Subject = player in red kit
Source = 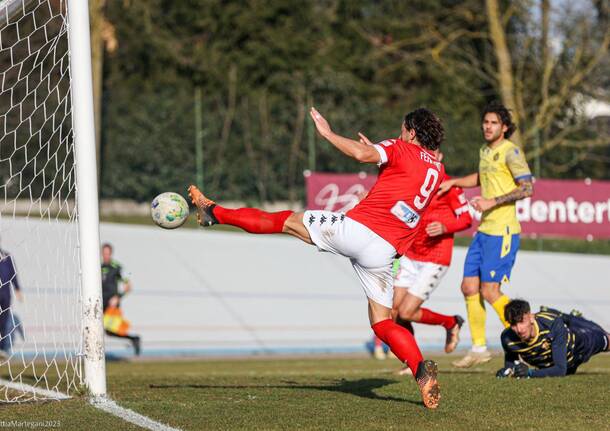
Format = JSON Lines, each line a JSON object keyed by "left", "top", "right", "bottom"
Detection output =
{"left": 392, "top": 169, "right": 472, "bottom": 374}
{"left": 188, "top": 107, "right": 445, "bottom": 409}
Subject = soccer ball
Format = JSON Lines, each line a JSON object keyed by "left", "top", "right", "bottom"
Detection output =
{"left": 151, "top": 192, "right": 190, "bottom": 229}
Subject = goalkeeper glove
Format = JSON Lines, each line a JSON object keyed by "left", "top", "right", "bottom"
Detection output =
{"left": 497, "top": 361, "right": 532, "bottom": 379}
{"left": 513, "top": 361, "right": 531, "bottom": 379}
{"left": 496, "top": 367, "right": 514, "bottom": 378}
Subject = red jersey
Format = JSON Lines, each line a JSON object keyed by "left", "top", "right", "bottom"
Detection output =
{"left": 347, "top": 139, "right": 445, "bottom": 256}
{"left": 405, "top": 185, "right": 472, "bottom": 266}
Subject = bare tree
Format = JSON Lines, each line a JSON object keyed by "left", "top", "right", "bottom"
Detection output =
{"left": 361, "top": 0, "right": 609, "bottom": 163}
{"left": 486, "top": 0, "right": 522, "bottom": 143}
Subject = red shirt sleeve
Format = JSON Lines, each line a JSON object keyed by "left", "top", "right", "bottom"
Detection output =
{"left": 373, "top": 139, "right": 400, "bottom": 166}
{"left": 442, "top": 187, "right": 472, "bottom": 234}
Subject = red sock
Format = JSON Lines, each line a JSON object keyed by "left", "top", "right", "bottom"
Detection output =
{"left": 418, "top": 308, "right": 456, "bottom": 330}
{"left": 212, "top": 206, "right": 293, "bottom": 234}
{"left": 372, "top": 319, "right": 423, "bottom": 376}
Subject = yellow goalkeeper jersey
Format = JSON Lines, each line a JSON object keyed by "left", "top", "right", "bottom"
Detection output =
{"left": 478, "top": 139, "right": 531, "bottom": 235}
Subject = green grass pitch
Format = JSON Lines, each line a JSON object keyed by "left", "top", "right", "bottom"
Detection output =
{"left": 2, "top": 353, "right": 609, "bottom": 430}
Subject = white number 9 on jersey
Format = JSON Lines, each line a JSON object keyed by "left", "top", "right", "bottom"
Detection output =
{"left": 413, "top": 168, "right": 439, "bottom": 210}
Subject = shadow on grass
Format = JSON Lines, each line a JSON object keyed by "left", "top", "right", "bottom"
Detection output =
{"left": 150, "top": 377, "right": 422, "bottom": 405}
{"left": 438, "top": 369, "right": 493, "bottom": 375}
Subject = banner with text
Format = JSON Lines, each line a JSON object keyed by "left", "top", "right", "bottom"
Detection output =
{"left": 305, "top": 172, "right": 610, "bottom": 239}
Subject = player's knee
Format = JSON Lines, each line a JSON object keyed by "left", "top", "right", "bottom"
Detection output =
{"left": 397, "top": 304, "right": 418, "bottom": 321}
{"left": 282, "top": 212, "right": 301, "bottom": 231}
{"left": 400, "top": 310, "right": 417, "bottom": 321}
{"left": 480, "top": 283, "right": 501, "bottom": 302}
{"left": 282, "top": 212, "right": 313, "bottom": 243}
{"left": 461, "top": 278, "right": 479, "bottom": 296}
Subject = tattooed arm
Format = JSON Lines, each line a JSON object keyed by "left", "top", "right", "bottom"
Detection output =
{"left": 494, "top": 178, "right": 533, "bottom": 205}
{"left": 471, "top": 178, "right": 533, "bottom": 212}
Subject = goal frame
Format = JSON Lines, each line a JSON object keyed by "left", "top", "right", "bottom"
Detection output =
{"left": 67, "top": 0, "right": 106, "bottom": 397}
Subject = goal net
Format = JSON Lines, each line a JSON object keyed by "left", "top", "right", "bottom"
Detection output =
{"left": 0, "top": 0, "right": 100, "bottom": 402}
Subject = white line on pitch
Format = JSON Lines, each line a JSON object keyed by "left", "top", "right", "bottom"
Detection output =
{"left": 90, "top": 396, "right": 182, "bottom": 431}
{"left": 0, "top": 378, "right": 71, "bottom": 400}
{"left": 0, "top": 378, "right": 181, "bottom": 431}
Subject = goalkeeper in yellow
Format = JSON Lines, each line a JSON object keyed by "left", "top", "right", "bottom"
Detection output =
{"left": 438, "top": 102, "right": 533, "bottom": 368}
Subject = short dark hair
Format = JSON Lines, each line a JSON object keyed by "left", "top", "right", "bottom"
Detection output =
{"left": 102, "top": 243, "right": 113, "bottom": 251}
{"left": 482, "top": 101, "right": 516, "bottom": 139}
{"left": 504, "top": 299, "right": 531, "bottom": 325}
{"left": 404, "top": 108, "right": 444, "bottom": 151}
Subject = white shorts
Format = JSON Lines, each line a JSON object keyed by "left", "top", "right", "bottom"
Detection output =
{"left": 393, "top": 256, "right": 449, "bottom": 301}
{"left": 303, "top": 210, "right": 396, "bottom": 308}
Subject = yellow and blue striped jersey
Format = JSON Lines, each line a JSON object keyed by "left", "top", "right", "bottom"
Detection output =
{"left": 478, "top": 139, "right": 531, "bottom": 235}
{"left": 501, "top": 309, "right": 607, "bottom": 377}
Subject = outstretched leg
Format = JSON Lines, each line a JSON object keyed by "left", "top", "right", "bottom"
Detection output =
{"left": 188, "top": 185, "right": 312, "bottom": 243}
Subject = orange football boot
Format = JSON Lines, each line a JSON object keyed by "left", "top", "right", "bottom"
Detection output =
{"left": 415, "top": 359, "right": 441, "bottom": 409}
{"left": 187, "top": 185, "right": 218, "bottom": 227}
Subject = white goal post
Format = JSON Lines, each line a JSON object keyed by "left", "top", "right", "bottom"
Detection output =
{"left": 0, "top": 0, "right": 106, "bottom": 401}
{"left": 68, "top": 0, "right": 106, "bottom": 398}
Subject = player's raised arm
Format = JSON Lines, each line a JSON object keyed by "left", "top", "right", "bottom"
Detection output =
{"left": 438, "top": 173, "right": 479, "bottom": 195}
{"left": 309, "top": 107, "right": 380, "bottom": 164}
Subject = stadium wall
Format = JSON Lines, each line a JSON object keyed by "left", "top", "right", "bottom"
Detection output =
{"left": 101, "top": 223, "right": 610, "bottom": 357}
{"left": 5, "top": 219, "right": 609, "bottom": 358}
